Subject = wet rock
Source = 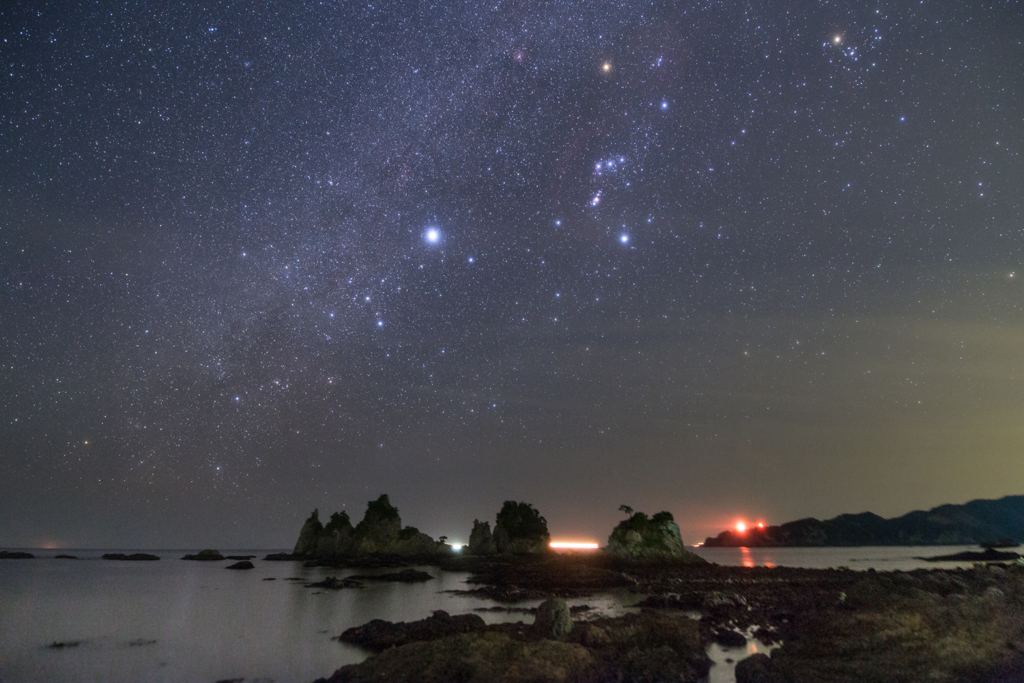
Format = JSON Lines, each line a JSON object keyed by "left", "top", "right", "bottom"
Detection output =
{"left": 263, "top": 552, "right": 302, "bottom": 561}
{"left": 226, "top": 560, "right": 254, "bottom": 570}
{"left": 735, "top": 653, "right": 775, "bottom": 683}
{"left": 0, "top": 551, "right": 34, "bottom": 559}
{"left": 347, "top": 568, "right": 432, "bottom": 583}
{"left": 320, "top": 631, "right": 592, "bottom": 683}
{"left": 182, "top": 549, "right": 224, "bottom": 561}
{"left": 713, "top": 628, "right": 748, "bottom": 648}
{"left": 102, "top": 553, "right": 159, "bottom": 561}
{"left": 532, "top": 598, "right": 573, "bottom": 639}
{"left": 339, "top": 610, "right": 487, "bottom": 652}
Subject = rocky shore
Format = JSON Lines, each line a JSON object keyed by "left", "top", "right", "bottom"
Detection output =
{"left": 317, "top": 553, "right": 1024, "bottom": 683}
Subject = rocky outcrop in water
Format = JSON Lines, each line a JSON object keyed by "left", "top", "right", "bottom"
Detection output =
{"left": 0, "top": 551, "right": 34, "bottom": 559}
{"left": 293, "top": 495, "right": 450, "bottom": 561}
{"left": 182, "top": 549, "right": 224, "bottom": 561}
{"left": 101, "top": 553, "right": 159, "bottom": 561}
{"left": 606, "top": 509, "right": 703, "bottom": 562}
{"left": 339, "top": 610, "right": 486, "bottom": 651}
{"left": 317, "top": 604, "right": 711, "bottom": 683}
{"left": 468, "top": 519, "right": 497, "bottom": 555}
{"left": 492, "top": 501, "right": 551, "bottom": 554}
{"left": 225, "top": 560, "right": 254, "bottom": 569}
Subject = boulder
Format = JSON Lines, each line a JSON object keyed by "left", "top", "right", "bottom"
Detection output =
{"left": 493, "top": 501, "right": 551, "bottom": 554}
{"left": 182, "top": 549, "right": 224, "bottom": 561}
{"left": 468, "top": 519, "right": 497, "bottom": 555}
{"left": 735, "top": 653, "right": 775, "bottom": 683}
{"left": 339, "top": 610, "right": 486, "bottom": 651}
{"left": 713, "top": 628, "right": 748, "bottom": 648}
{"left": 226, "top": 560, "right": 254, "bottom": 570}
{"left": 532, "top": 598, "right": 573, "bottom": 639}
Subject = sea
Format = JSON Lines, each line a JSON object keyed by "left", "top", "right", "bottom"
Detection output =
{"left": 0, "top": 545, "right": 994, "bottom": 683}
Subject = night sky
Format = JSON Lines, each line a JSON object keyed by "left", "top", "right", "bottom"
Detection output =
{"left": 2, "top": 0, "right": 1022, "bottom": 549}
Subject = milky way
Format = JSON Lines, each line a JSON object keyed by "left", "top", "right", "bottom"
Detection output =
{"left": 1, "top": 0, "right": 1022, "bottom": 547}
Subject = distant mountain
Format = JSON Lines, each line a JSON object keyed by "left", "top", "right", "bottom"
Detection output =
{"left": 702, "top": 495, "right": 1024, "bottom": 547}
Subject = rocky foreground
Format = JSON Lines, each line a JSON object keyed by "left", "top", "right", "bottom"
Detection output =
{"left": 317, "top": 553, "right": 1024, "bottom": 683}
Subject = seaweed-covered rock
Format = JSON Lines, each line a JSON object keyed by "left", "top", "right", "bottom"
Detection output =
{"left": 493, "top": 501, "right": 551, "bottom": 554}
{"left": 294, "top": 509, "right": 325, "bottom": 556}
{"left": 319, "top": 631, "right": 593, "bottom": 683}
{"left": 468, "top": 519, "right": 497, "bottom": 555}
{"left": 339, "top": 610, "right": 486, "bottom": 651}
{"left": 607, "top": 510, "right": 702, "bottom": 561}
{"left": 532, "top": 598, "right": 573, "bottom": 639}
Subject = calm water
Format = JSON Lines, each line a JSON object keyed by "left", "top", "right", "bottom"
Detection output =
{"left": 0, "top": 549, "right": 635, "bottom": 683}
{"left": 0, "top": 545, "right": 997, "bottom": 683}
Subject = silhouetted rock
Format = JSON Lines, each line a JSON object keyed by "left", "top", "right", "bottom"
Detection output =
{"left": 225, "top": 560, "right": 254, "bottom": 569}
{"left": 181, "top": 549, "right": 224, "bottom": 561}
{"left": 713, "top": 628, "right": 747, "bottom": 648}
{"left": 347, "top": 568, "right": 432, "bottom": 583}
{"left": 468, "top": 519, "right": 497, "bottom": 555}
{"left": 47, "top": 640, "right": 82, "bottom": 649}
{"left": 607, "top": 509, "right": 705, "bottom": 562}
{"left": 920, "top": 547, "right": 1022, "bottom": 562}
{"left": 102, "top": 553, "right": 159, "bottom": 561}
{"left": 532, "top": 598, "right": 573, "bottom": 639}
{"left": 306, "top": 576, "right": 362, "bottom": 590}
{"left": 704, "top": 495, "right": 1024, "bottom": 547}
{"left": 735, "top": 653, "right": 775, "bottom": 683}
{"left": 493, "top": 501, "right": 551, "bottom": 554}
{"left": 294, "top": 508, "right": 325, "bottom": 555}
{"left": 0, "top": 551, "right": 34, "bottom": 559}
{"left": 54, "top": 554, "right": 78, "bottom": 559}
{"left": 339, "top": 610, "right": 486, "bottom": 652}
{"left": 263, "top": 552, "right": 302, "bottom": 561}
{"left": 293, "top": 495, "right": 451, "bottom": 560}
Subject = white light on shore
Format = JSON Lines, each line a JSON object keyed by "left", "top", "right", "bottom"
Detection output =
{"left": 550, "top": 541, "right": 599, "bottom": 549}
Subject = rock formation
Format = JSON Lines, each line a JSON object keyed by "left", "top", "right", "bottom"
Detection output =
{"left": 468, "top": 519, "right": 497, "bottom": 555}
{"left": 182, "top": 549, "right": 224, "bottom": 561}
{"left": 607, "top": 510, "right": 702, "bottom": 561}
{"left": 492, "top": 501, "right": 551, "bottom": 554}
{"left": 293, "top": 495, "right": 449, "bottom": 560}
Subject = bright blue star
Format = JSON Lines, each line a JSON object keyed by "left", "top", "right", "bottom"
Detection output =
{"left": 425, "top": 227, "right": 441, "bottom": 243}
{"left": 620, "top": 233, "right": 630, "bottom": 244}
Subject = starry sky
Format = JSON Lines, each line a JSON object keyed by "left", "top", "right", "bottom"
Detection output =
{"left": 2, "top": 0, "right": 1022, "bottom": 549}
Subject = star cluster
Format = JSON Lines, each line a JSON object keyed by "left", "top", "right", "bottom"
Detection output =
{"left": 1, "top": 0, "right": 1021, "bottom": 546}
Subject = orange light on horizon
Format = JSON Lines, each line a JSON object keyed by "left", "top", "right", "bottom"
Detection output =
{"left": 757, "top": 522, "right": 765, "bottom": 529}
{"left": 550, "top": 541, "right": 599, "bottom": 550}
{"left": 735, "top": 521, "right": 747, "bottom": 534}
